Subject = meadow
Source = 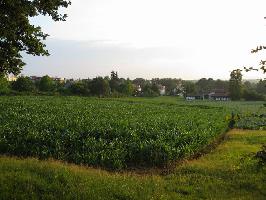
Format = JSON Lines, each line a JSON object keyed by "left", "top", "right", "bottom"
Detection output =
{"left": 0, "top": 96, "right": 264, "bottom": 170}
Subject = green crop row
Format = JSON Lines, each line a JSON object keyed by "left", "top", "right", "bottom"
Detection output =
{"left": 0, "top": 96, "right": 231, "bottom": 169}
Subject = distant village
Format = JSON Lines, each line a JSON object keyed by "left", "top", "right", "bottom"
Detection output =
{"left": 4, "top": 71, "right": 265, "bottom": 101}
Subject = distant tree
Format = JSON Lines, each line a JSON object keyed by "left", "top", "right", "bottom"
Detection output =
{"left": 157, "top": 78, "right": 181, "bottom": 95}
{"left": 70, "top": 81, "right": 90, "bottom": 96}
{"left": 110, "top": 71, "right": 120, "bottom": 92}
{"left": 142, "top": 86, "right": 158, "bottom": 97}
{"left": 182, "top": 81, "right": 196, "bottom": 96}
{"left": 0, "top": 74, "right": 10, "bottom": 94}
{"left": 118, "top": 79, "right": 134, "bottom": 96}
{"left": 151, "top": 83, "right": 160, "bottom": 95}
{"left": 196, "top": 78, "right": 217, "bottom": 94}
{"left": 243, "top": 81, "right": 256, "bottom": 91}
{"left": 12, "top": 76, "right": 35, "bottom": 92}
{"left": 256, "top": 80, "right": 266, "bottom": 94}
{"left": 39, "top": 75, "right": 55, "bottom": 92}
{"left": 242, "top": 89, "right": 265, "bottom": 101}
{"left": 132, "top": 78, "right": 147, "bottom": 88}
{"left": 89, "top": 77, "right": 110, "bottom": 97}
{"left": 0, "top": 0, "right": 71, "bottom": 75}
{"left": 141, "top": 83, "right": 159, "bottom": 97}
{"left": 229, "top": 69, "right": 243, "bottom": 100}
{"left": 214, "top": 79, "right": 229, "bottom": 91}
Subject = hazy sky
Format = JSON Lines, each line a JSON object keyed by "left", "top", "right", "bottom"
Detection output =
{"left": 23, "top": 0, "right": 266, "bottom": 80}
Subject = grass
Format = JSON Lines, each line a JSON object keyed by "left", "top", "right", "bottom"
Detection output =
{"left": 0, "top": 129, "right": 266, "bottom": 200}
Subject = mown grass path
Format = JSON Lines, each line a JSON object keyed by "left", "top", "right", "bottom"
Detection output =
{"left": 0, "top": 129, "right": 266, "bottom": 200}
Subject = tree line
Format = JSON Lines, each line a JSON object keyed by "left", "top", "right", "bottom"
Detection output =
{"left": 0, "top": 71, "right": 265, "bottom": 100}
{"left": 0, "top": 71, "right": 163, "bottom": 97}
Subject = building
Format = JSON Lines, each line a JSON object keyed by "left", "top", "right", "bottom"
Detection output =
{"left": 185, "top": 93, "right": 204, "bottom": 100}
{"left": 186, "top": 89, "right": 230, "bottom": 101}
{"left": 7, "top": 74, "right": 17, "bottom": 82}
{"left": 209, "top": 89, "right": 230, "bottom": 101}
{"left": 158, "top": 85, "right": 166, "bottom": 96}
{"left": 29, "top": 76, "right": 42, "bottom": 82}
{"left": 52, "top": 77, "right": 66, "bottom": 83}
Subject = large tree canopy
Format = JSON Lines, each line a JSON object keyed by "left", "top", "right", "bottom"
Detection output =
{"left": 0, "top": 0, "right": 71, "bottom": 75}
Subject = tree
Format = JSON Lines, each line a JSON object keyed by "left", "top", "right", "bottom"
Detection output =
{"left": 242, "top": 89, "right": 265, "bottom": 101}
{"left": 39, "top": 75, "right": 55, "bottom": 92}
{"left": 110, "top": 71, "right": 119, "bottom": 92}
{"left": 196, "top": 78, "right": 215, "bottom": 94}
{"left": 155, "top": 78, "right": 181, "bottom": 95}
{"left": 89, "top": 77, "right": 110, "bottom": 97}
{"left": 256, "top": 80, "right": 266, "bottom": 94}
{"left": 249, "top": 45, "right": 266, "bottom": 76}
{"left": 12, "top": 76, "right": 35, "bottom": 92}
{"left": 70, "top": 81, "right": 90, "bottom": 96}
{"left": 132, "top": 78, "right": 147, "bottom": 88}
{"left": 229, "top": 69, "right": 243, "bottom": 100}
{"left": 118, "top": 79, "right": 134, "bottom": 96}
{"left": 214, "top": 79, "right": 229, "bottom": 91}
{"left": 182, "top": 81, "right": 196, "bottom": 96}
{"left": 0, "top": 0, "right": 71, "bottom": 75}
{"left": 141, "top": 83, "right": 159, "bottom": 97}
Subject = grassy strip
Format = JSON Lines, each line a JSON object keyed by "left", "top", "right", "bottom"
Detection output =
{"left": 0, "top": 129, "right": 266, "bottom": 200}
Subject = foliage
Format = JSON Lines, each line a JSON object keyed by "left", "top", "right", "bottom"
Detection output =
{"left": 255, "top": 145, "right": 266, "bottom": 166}
{"left": 195, "top": 78, "right": 215, "bottom": 93}
{"left": 132, "top": 78, "right": 147, "bottom": 88}
{"left": 12, "top": 76, "right": 35, "bottom": 92}
{"left": 117, "top": 79, "right": 134, "bottom": 96}
{"left": 182, "top": 81, "right": 196, "bottom": 96}
{"left": 229, "top": 69, "right": 243, "bottom": 100}
{"left": 0, "top": 96, "right": 228, "bottom": 169}
{"left": 152, "top": 78, "right": 182, "bottom": 95}
{"left": 242, "top": 89, "right": 265, "bottom": 101}
{"left": 0, "top": 74, "right": 10, "bottom": 94}
{"left": 256, "top": 80, "right": 266, "bottom": 94}
{"left": 249, "top": 45, "right": 266, "bottom": 76}
{"left": 39, "top": 75, "right": 55, "bottom": 92}
{"left": 0, "top": 0, "right": 71, "bottom": 75}
{"left": 109, "top": 71, "right": 119, "bottom": 92}
{"left": 142, "top": 83, "right": 160, "bottom": 97}
{"left": 69, "top": 81, "right": 90, "bottom": 96}
{"left": 89, "top": 77, "right": 110, "bottom": 97}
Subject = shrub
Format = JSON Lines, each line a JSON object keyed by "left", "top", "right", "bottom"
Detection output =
{"left": 255, "top": 145, "right": 266, "bottom": 166}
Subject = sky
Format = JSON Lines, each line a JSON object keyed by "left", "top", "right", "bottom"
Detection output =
{"left": 23, "top": 0, "right": 266, "bottom": 80}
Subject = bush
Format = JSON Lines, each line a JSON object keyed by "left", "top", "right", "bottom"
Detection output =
{"left": 255, "top": 145, "right": 266, "bottom": 166}
{"left": 39, "top": 75, "right": 55, "bottom": 92}
{"left": 242, "top": 89, "right": 265, "bottom": 101}
{"left": 12, "top": 76, "right": 35, "bottom": 92}
{"left": 0, "top": 75, "right": 10, "bottom": 95}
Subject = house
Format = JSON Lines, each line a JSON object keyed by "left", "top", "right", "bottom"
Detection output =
{"left": 209, "top": 89, "right": 230, "bottom": 101}
{"left": 185, "top": 89, "right": 230, "bottom": 101}
{"left": 52, "top": 77, "right": 66, "bottom": 83}
{"left": 185, "top": 93, "right": 204, "bottom": 100}
{"left": 7, "top": 74, "right": 17, "bottom": 82}
{"left": 136, "top": 85, "right": 142, "bottom": 92}
{"left": 158, "top": 85, "right": 166, "bottom": 96}
{"left": 29, "top": 76, "right": 42, "bottom": 82}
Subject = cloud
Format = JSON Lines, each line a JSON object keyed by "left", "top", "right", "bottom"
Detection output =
{"left": 24, "top": 0, "right": 266, "bottom": 80}
{"left": 23, "top": 39, "right": 192, "bottom": 79}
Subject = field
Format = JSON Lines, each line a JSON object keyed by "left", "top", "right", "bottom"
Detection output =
{"left": 0, "top": 96, "right": 265, "bottom": 170}
{"left": 1, "top": 129, "right": 266, "bottom": 200}
{"left": 0, "top": 96, "right": 230, "bottom": 169}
